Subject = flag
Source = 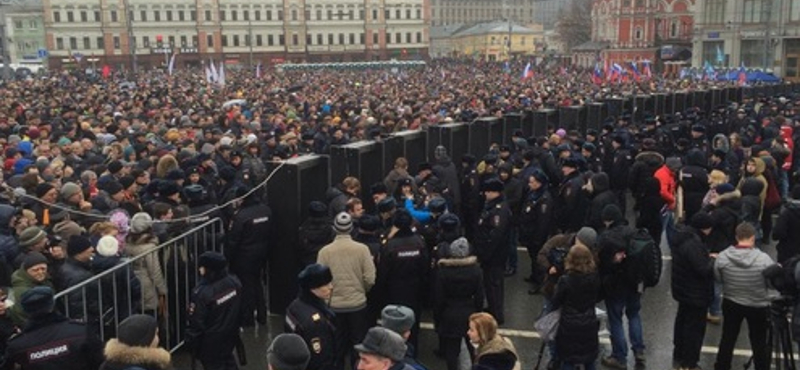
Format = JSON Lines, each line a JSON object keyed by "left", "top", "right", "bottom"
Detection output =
{"left": 256, "top": 62, "right": 262, "bottom": 78}
{"left": 592, "top": 63, "right": 603, "bottom": 85}
{"left": 205, "top": 66, "right": 213, "bottom": 83}
{"left": 167, "top": 53, "right": 176, "bottom": 76}
{"left": 679, "top": 68, "right": 687, "bottom": 80}
{"left": 738, "top": 62, "right": 747, "bottom": 86}
{"left": 503, "top": 61, "right": 511, "bottom": 74}
{"left": 703, "top": 61, "right": 716, "bottom": 81}
{"left": 102, "top": 65, "right": 111, "bottom": 79}
{"left": 610, "top": 63, "right": 623, "bottom": 82}
{"left": 630, "top": 62, "right": 641, "bottom": 82}
{"left": 218, "top": 61, "right": 226, "bottom": 86}
{"left": 522, "top": 62, "right": 533, "bottom": 80}
{"left": 642, "top": 61, "right": 652, "bottom": 78}
{"left": 716, "top": 44, "right": 725, "bottom": 65}
{"left": 209, "top": 59, "right": 218, "bottom": 82}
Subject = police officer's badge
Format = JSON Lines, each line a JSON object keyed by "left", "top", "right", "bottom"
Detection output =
{"left": 312, "top": 313, "right": 321, "bottom": 322}
{"left": 311, "top": 338, "right": 322, "bottom": 354}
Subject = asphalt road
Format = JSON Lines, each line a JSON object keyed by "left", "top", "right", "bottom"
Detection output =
{"left": 174, "top": 232, "right": 783, "bottom": 370}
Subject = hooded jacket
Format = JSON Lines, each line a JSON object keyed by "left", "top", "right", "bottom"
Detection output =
{"left": 654, "top": 164, "right": 677, "bottom": 210}
{"left": 670, "top": 225, "right": 714, "bottom": 307}
{"left": 434, "top": 256, "right": 483, "bottom": 338}
{"left": 739, "top": 178, "right": 764, "bottom": 226}
{"left": 474, "top": 336, "right": 519, "bottom": 370}
{"left": 737, "top": 157, "right": 768, "bottom": 215}
{"left": 586, "top": 173, "right": 618, "bottom": 231}
{"left": 628, "top": 151, "right": 664, "bottom": 198}
{"left": 705, "top": 190, "right": 742, "bottom": 253}
{"left": 714, "top": 245, "right": 775, "bottom": 307}
{"left": 680, "top": 149, "right": 709, "bottom": 220}
{"left": 125, "top": 234, "right": 167, "bottom": 312}
{"left": 99, "top": 339, "right": 172, "bottom": 370}
{"left": 773, "top": 199, "right": 800, "bottom": 263}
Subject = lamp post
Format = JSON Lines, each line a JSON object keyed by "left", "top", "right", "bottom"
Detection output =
{"left": 123, "top": 0, "right": 137, "bottom": 74}
{"left": 248, "top": 18, "right": 253, "bottom": 67}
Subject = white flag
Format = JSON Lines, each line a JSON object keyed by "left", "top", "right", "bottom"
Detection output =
{"left": 218, "top": 61, "right": 225, "bottom": 86}
{"left": 209, "top": 59, "right": 218, "bottom": 82}
{"left": 168, "top": 54, "right": 176, "bottom": 76}
{"left": 256, "top": 63, "right": 261, "bottom": 78}
{"left": 205, "top": 66, "right": 213, "bottom": 83}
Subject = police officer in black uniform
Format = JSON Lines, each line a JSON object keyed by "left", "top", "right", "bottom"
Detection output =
{"left": 285, "top": 264, "right": 337, "bottom": 370}
{"left": 518, "top": 170, "right": 555, "bottom": 294}
{"left": 419, "top": 197, "right": 448, "bottom": 253}
{"left": 473, "top": 178, "right": 511, "bottom": 325}
{"left": 2, "top": 286, "right": 104, "bottom": 370}
{"left": 186, "top": 252, "right": 243, "bottom": 370}
{"left": 226, "top": 186, "right": 272, "bottom": 326}
{"left": 557, "top": 157, "right": 587, "bottom": 233}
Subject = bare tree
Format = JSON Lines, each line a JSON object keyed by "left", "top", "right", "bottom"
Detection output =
{"left": 554, "top": 0, "right": 593, "bottom": 51}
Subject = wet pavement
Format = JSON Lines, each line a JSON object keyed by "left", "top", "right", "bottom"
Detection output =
{"left": 174, "top": 232, "right": 782, "bottom": 370}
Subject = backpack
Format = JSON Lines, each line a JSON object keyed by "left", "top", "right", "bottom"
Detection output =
{"left": 625, "top": 228, "right": 662, "bottom": 288}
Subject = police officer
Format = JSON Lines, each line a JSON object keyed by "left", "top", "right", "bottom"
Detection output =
{"left": 473, "top": 178, "right": 511, "bottom": 325}
{"left": 186, "top": 252, "right": 243, "bottom": 370}
{"left": 226, "top": 186, "right": 271, "bottom": 326}
{"left": 285, "top": 264, "right": 336, "bottom": 370}
{"left": 518, "top": 170, "right": 555, "bottom": 294}
{"left": 419, "top": 197, "right": 447, "bottom": 253}
{"left": 3, "top": 286, "right": 104, "bottom": 370}
{"left": 557, "top": 157, "right": 587, "bottom": 233}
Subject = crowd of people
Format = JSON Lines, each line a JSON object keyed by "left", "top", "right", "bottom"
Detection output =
{"left": 0, "top": 57, "right": 792, "bottom": 370}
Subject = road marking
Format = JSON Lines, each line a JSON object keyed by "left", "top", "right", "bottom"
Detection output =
{"left": 421, "top": 322, "right": 755, "bottom": 357}
{"left": 516, "top": 247, "right": 673, "bottom": 261}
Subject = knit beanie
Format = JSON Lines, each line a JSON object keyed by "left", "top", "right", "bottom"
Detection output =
{"left": 333, "top": 212, "right": 353, "bottom": 234}
{"left": 130, "top": 212, "right": 153, "bottom": 234}
{"left": 35, "top": 183, "right": 55, "bottom": 198}
{"left": 60, "top": 182, "right": 82, "bottom": 201}
{"left": 117, "top": 314, "right": 158, "bottom": 347}
{"left": 267, "top": 334, "right": 311, "bottom": 370}
{"left": 21, "top": 252, "right": 48, "bottom": 270}
{"left": 96, "top": 236, "right": 120, "bottom": 257}
{"left": 18, "top": 226, "right": 46, "bottom": 248}
{"left": 20, "top": 286, "right": 55, "bottom": 317}
{"left": 576, "top": 227, "right": 598, "bottom": 249}
{"left": 67, "top": 235, "right": 92, "bottom": 256}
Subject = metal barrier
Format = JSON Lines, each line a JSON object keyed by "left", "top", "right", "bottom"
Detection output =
{"left": 54, "top": 217, "right": 225, "bottom": 352}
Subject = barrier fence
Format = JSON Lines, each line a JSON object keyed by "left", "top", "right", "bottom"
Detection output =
{"left": 53, "top": 217, "right": 225, "bottom": 352}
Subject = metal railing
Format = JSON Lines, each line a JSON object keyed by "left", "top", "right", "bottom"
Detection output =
{"left": 54, "top": 217, "right": 225, "bottom": 352}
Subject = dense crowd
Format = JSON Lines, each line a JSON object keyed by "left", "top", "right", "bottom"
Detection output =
{"left": 0, "top": 58, "right": 792, "bottom": 370}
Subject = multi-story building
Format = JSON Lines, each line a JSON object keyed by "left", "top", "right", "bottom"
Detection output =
{"left": 590, "top": 0, "right": 694, "bottom": 70}
{"left": 43, "top": 0, "right": 430, "bottom": 70}
{"left": 693, "top": 0, "right": 800, "bottom": 80}
{"left": 431, "top": 0, "right": 566, "bottom": 30}
{"left": 432, "top": 21, "right": 542, "bottom": 60}
{"left": 5, "top": 10, "right": 46, "bottom": 63}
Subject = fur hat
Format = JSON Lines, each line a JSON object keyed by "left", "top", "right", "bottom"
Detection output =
{"left": 198, "top": 251, "right": 227, "bottom": 271}
{"left": 446, "top": 237, "right": 471, "bottom": 258}
{"left": 481, "top": 178, "right": 504, "bottom": 192}
{"left": 298, "top": 264, "right": 333, "bottom": 291}
{"left": 20, "top": 286, "right": 55, "bottom": 317}
{"left": 381, "top": 305, "right": 415, "bottom": 335}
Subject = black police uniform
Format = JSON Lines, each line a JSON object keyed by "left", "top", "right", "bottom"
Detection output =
{"left": 186, "top": 271, "right": 243, "bottom": 370}
{"left": 3, "top": 313, "right": 104, "bottom": 370}
{"left": 226, "top": 196, "right": 272, "bottom": 326}
{"left": 557, "top": 170, "right": 587, "bottom": 233}
{"left": 473, "top": 195, "right": 511, "bottom": 324}
{"left": 285, "top": 293, "right": 337, "bottom": 370}
{"left": 518, "top": 188, "right": 555, "bottom": 286}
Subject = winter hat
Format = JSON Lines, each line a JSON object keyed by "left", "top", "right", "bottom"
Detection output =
{"left": 665, "top": 157, "right": 682, "bottom": 172}
{"left": 107, "top": 161, "right": 123, "bottom": 175}
{"left": 198, "top": 251, "right": 227, "bottom": 271}
{"left": 428, "top": 197, "right": 447, "bottom": 213}
{"left": 157, "top": 181, "right": 180, "bottom": 197}
{"left": 298, "top": 263, "right": 333, "bottom": 291}
{"left": 446, "top": 237, "right": 471, "bottom": 258}
{"left": 18, "top": 226, "right": 47, "bottom": 248}
{"left": 377, "top": 198, "right": 397, "bottom": 213}
{"left": 119, "top": 176, "right": 136, "bottom": 191}
{"left": 370, "top": 183, "right": 388, "bottom": 196}
{"left": 530, "top": 169, "right": 549, "bottom": 184}
{"left": 35, "top": 183, "right": 55, "bottom": 198}
{"left": 52, "top": 220, "right": 84, "bottom": 242}
{"left": 130, "top": 212, "right": 153, "bottom": 234}
{"left": 20, "top": 286, "right": 55, "bottom": 317}
{"left": 555, "top": 128, "right": 567, "bottom": 138}
{"left": 308, "top": 201, "right": 328, "bottom": 218}
{"left": 576, "top": 227, "right": 598, "bottom": 249}
{"left": 357, "top": 215, "right": 381, "bottom": 232}
{"left": 267, "top": 334, "right": 311, "bottom": 370}
{"left": 481, "top": 178, "right": 504, "bottom": 192}
{"left": 438, "top": 213, "right": 460, "bottom": 232}
{"left": 21, "top": 252, "right": 48, "bottom": 270}
{"left": 434, "top": 145, "right": 448, "bottom": 160}
{"left": 96, "top": 236, "right": 120, "bottom": 257}
{"left": 60, "top": 182, "right": 82, "bottom": 201}
{"left": 67, "top": 235, "right": 92, "bottom": 257}
{"left": 690, "top": 212, "right": 714, "bottom": 230}
{"left": 715, "top": 183, "right": 735, "bottom": 195}
{"left": 333, "top": 212, "right": 353, "bottom": 233}
{"left": 380, "top": 305, "right": 416, "bottom": 335}
{"left": 392, "top": 209, "right": 413, "bottom": 231}
{"left": 601, "top": 204, "right": 623, "bottom": 223}
{"left": 117, "top": 314, "right": 158, "bottom": 347}
{"left": 105, "top": 181, "right": 124, "bottom": 196}
{"left": 355, "top": 327, "right": 407, "bottom": 362}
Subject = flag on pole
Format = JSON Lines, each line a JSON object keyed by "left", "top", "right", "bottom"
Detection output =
{"left": 592, "top": 63, "right": 603, "bottom": 85}
{"left": 209, "top": 59, "right": 219, "bottom": 82}
{"left": 167, "top": 53, "right": 176, "bottom": 76}
{"left": 738, "top": 62, "right": 747, "bottom": 86}
{"left": 642, "top": 60, "right": 652, "bottom": 78}
{"left": 503, "top": 61, "right": 511, "bottom": 74}
{"left": 218, "top": 61, "right": 226, "bottom": 86}
{"left": 256, "top": 62, "right": 262, "bottom": 78}
{"left": 521, "top": 62, "right": 533, "bottom": 80}
{"left": 630, "top": 62, "right": 641, "bottom": 82}
{"left": 716, "top": 44, "right": 725, "bottom": 65}
{"left": 205, "top": 66, "right": 213, "bottom": 83}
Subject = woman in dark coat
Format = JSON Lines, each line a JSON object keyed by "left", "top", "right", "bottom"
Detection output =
{"left": 550, "top": 244, "right": 601, "bottom": 370}
{"left": 468, "top": 312, "right": 518, "bottom": 370}
{"left": 434, "top": 237, "right": 484, "bottom": 370}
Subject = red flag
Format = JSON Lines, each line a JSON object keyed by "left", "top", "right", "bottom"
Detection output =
{"left": 102, "top": 65, "right": 111, "bottom": 78}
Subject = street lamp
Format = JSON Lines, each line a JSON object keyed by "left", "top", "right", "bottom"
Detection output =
{"left": 123, "top": 0, "right": 137, "bottom": 74}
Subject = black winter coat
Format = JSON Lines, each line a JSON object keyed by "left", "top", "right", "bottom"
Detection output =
{"left": 518, "top": 189, "right": 555, "bottom": 249}
{"left": 557, "top": 171, "right": 587, "bottom": 233}
{"left": 57, "top": 258, "right": 99, "bottom": 323}
{"left": 226, "top": 199, "right": 272, "bottom": 260}
{"left": 679, "top": 162, "right": 709, "bottom": 221}
{"left": 636, "top": 178, "right": 664, "bottom": 243}
{"left": 773, "top": 200, "right": 800, "bottom": 263}
{"left": 376, "top": 232, "right": 429, "bottom": 311}
{"left": 433, "top": 256, "right": 484, "bottom": 338}
{"left": 99, "top": 339, "right": 172, "bottom": 370}
{"left": 628, "top": 151, "right": 664, "bottom": 199}
{"left": 586, "top": 173, "right": 619, "bottom": 232}
{"left": 670, "top": 226, "right": 714, "bottom": 307}
{"left": 3, "top": 313, "right": 104, "bottom": 370}
{"left": 298, "top": 217, "right": 335, "bottom": 268}
{"left": 551, "top": 272, "right": 600, "bottom": 364}
{"left": 185, "top": 272, "right": 242, "bottom": 362}
{"left": 285, "top": 291, "right": 337, "bottom": 370}
{"left": 705, "top": 191, "right": 741, "bottom": 253}
{"left": 474, "top": 197, "right": 512, "bottom": 267}
{"left": 598, "top": 223, "right": 638, "bottom": 299}
{"left": 433, "top": 157, "right": 461, "bottom": 207}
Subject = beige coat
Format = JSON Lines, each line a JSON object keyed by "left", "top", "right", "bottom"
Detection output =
{"left": 125, "top": 234, "right": 167, "bottom": 311}
{"left": 317, "top": 234, "right": 376, "bottom": 310}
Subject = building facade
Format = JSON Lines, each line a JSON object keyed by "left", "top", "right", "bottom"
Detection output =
{"left": 432, "top": 21, "right": 542, "bottom": 60}
{"left": 430, "top": 0, "right": 566, "bottom": 29}
{"left": 693, "top": 0, "right": 800, "bottom": 79}
{"left": 43, "top": 0, "right": 430, "bottom": 70}
{"left": 5, "top": 11, "right": 46, "bottom": 63}
{"left": 591, "top": 0, "right": 695, "bottom": 68}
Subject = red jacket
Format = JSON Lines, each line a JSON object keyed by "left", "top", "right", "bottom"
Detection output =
{"left": 654, "top": 164, "right": 676, "bottom": 210}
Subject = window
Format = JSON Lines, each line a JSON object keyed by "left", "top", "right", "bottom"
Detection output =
{"left": 80, "top": 11, "right": 87, "bottom": 22}
{"left": 359, "top": 10, "right": 364, "bottom": 20}
{"left": 622, "top": 0, "right": 631, "bottom": 6}
{"left": 396, "top": 9, "right": 400, "bottom": 19}
{"left": 327, "top": 10, "right": 332, "bottom": 19}
{"left": 219, "top": 10, "right": 225, "bottom": 21}
{"left": 670, "top": 21, "right": 678, "bottom": 38}
{"left": 417, "top": 9, "right": 421, "bottom": 19}
{"left": 634, "top": 27, "right": 643, "bottom": 40}
{"left": 154, "top": 11, "right": 160, "bottom": 22}
{"left": 231, "top": 10, "right": 237, "bottom": 21}
{"left": 278, "top": 10, "right": 283, "bottom": 20}
{"left": 83, "top": 37, "right": 90, "bottom": 49}
{"left": 168, "top": 36, "right": 175, "bottom": 46}
{"left": 396, "top": 32, "right": 401, "bottom": 43}
{"left": 205, "top": 10, "right": 211, "bottom": 21}
{"left": 256, "top": 35, "right": 263, "bottom": 46}
{"left": 255, "top": 11, "right": 260, "bottom": 20}
{"left": 360, "top": 33, "right": 365, "bottom": 44}
{"left": 743, "top": 0, "right": 763, "bottom": 23}
{"left": 179, "top": 11, "right": 185, "bottom": 21}
{"left": 406, "top": 32, "right": 411, "bottom": 43}
{"left": 406, "top": 9, "right": 411, "bottom": 19}
{"left": 140, "top": 11, "right": 147, "bottom": 21}
{"left": 96, "top": 37, "right": 104, "bottom": 49}
{"left": 306, "top": 34, "right": 311, "bottom": 45}
{"left": 143, "top": 36, "right": 150, "bottom": 47}
{"left": 317, "top": 10, "right": 322, "bottom": 20}
{"left": 110, "top": 10, "right": 118, "bottom": 22}
{"left": 70, "top": 37, "right": 77, "bottom": 49}
{"left": 349, "top": 10, "right": 354, "bottom": 20}
{"left": 328, "top": 34, "right": 334, "bottom": 44}
{"left": 791, "top": 0, "right": 800, "bottom": 22}
{"left": 207, "top": 34, "right": 214, "bottom": 47}
{"left": 373, "top": 33, "right": 378, "bottom": 44}
{"left": 113, "top": 36, "right": 120, "bottom": 49}
{"left": 94, "top": 11, "right": 100, "bottom": 21}
{"left": 166, "top": 11, "right": 173, "bottom": 21}
{"left": 222, "top": 35, "right": 228, "bottom": 46}
{"left": 267, "top": 10, "right": 272, "bottom": 20}
{"left": 416, "top": 32, "right": 422, "bottom": 43}
{"left": 181, "top": 35, "right": 187, "bottom": 46}
{"left": 373, "top": 9, "right": 378, "bottom": 20}
{"left": 339, "top": 34, "right": 344, "bottom": 44}
{"left": 386, "top": 32, "right": 391, "bottom": 44}
{"left": 56, "top": 37, "right": 63, "bottom": 50}
{"left": 349, "top": 33, "right": 355, "bottom": 44}
{"left": 67, "top": 11, "right": 74, "bottom": 22}
{"left": 704, "top": 0, "right": 725, "bottom": 23}
{"left": 741, "top": 39, "right": 765, "bottom": 67}
{"left": 636, "top": 0, "right": 644, "bottom": 6}
{"left": 53, "top": 11, "right": 60, "bottom": 22}
{"left": 385, "top": 9, "right": 390, "bottom": 19}
{"left": 192, "top": 35, "right": 198, "bottom": 46}
{"left": 292, "top": 10, "right": 297, "bottom": 21}
{"left": 244, "top": 10, "right": 249, "bottom": 21}
{"left": 191, "top": 9, "right": 197, "bottom": 20}
{"left": 279, "top": 34, "right": 285, "bottom": 45}
{"left": 291, "top": 34, "right": 298, "bottom": 45}
{"left": 268, "top": 34, "right": 274, "bottom": 45}
{"left": 14, "top": 21, "right": 21, "bottom": 29}
{"left": 233, "top": 35, "right": 239, "bottom": 46}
